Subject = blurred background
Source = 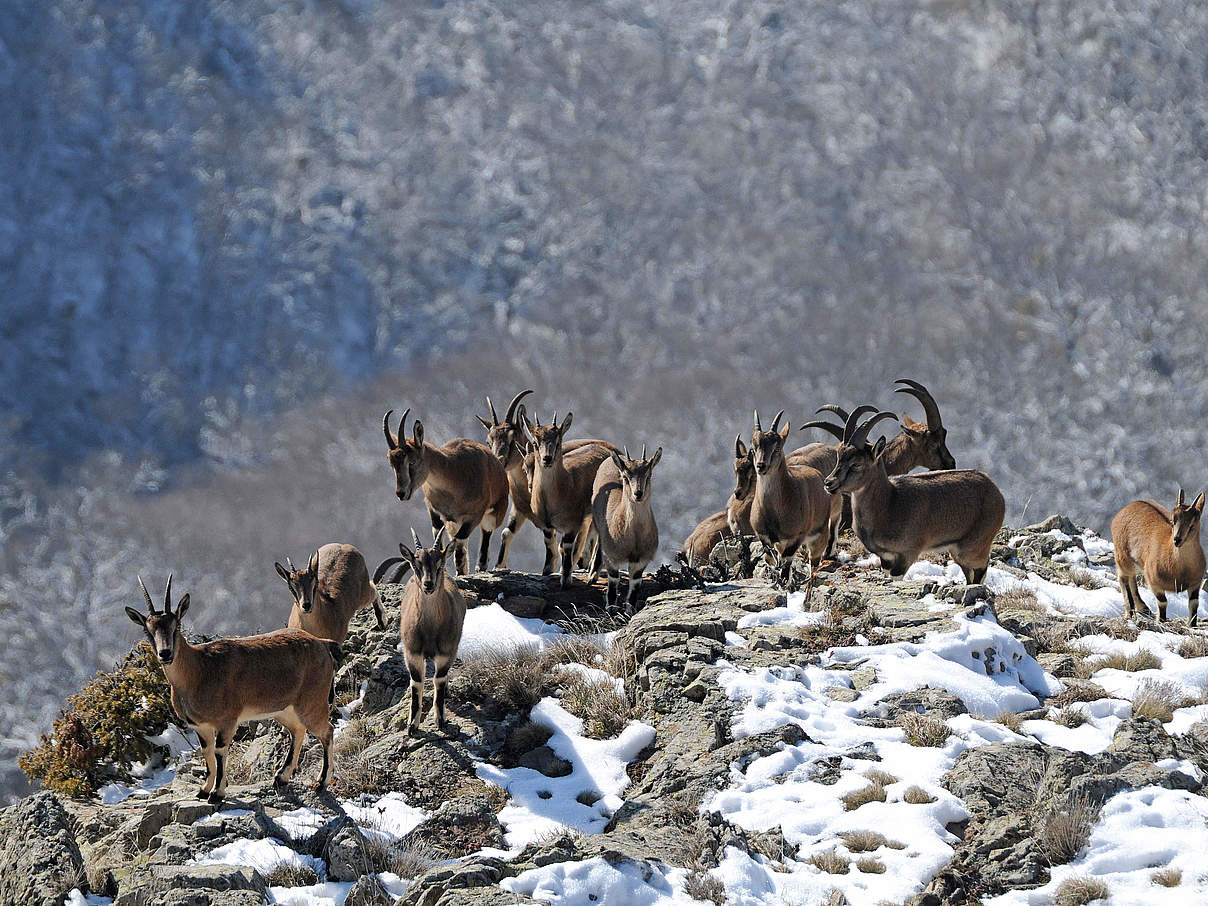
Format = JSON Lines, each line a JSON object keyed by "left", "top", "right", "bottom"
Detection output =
{"left": 3, "top": 0, "right": 1208, "bottom": 801}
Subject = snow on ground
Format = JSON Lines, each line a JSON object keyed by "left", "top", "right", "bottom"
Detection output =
{"left": 194, "top": 836, "right": 327, "bottom": 878}
{"left": 97, "top": 724, "right": 194, "bottom": 804}
{"left": 699, "top": 607, "right": 1061, "bottom": 904}
{"left": 985, "top": 786, "right": 1208, "bottom": 905}
{"left": 339, "top": 791, "right": 427, "bottom": 842}
{"left": 736, "top": 590, "right": 828, "bottom": 629}
{"left": 1022, "top": 699, "right": 1131, "bottom": 755}
{"left": 503, "top": 856, "right": 700, "bottom": 906}
{"left": 456, "top": 602, "right": 569, "bottom": 658}
{"left": 477, "top": 696, "right": 655, "bottom": 849}
{"left": 1071, "top": 631, "right": 1208, "bottom": 702}
{"left": 64, "top": 891, "right": 113, "bottom": 906}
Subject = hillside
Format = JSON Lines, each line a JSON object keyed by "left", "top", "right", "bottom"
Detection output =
{"left": 6, "top": 0, "right": 1208, "bottom": 801}
{"left": 9, "top": 519, "right": 1208, "bottom": 905}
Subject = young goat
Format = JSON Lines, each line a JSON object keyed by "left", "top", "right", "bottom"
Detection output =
{"left": 749, "top": 410, "right": 832, "bottom": 600}
{"left": 681, "top": 436, "right": 755, "bottom": 566}
{"left": 1111, "top": 489, "right": 1206, "bottom": 624}
{"left": 125, "top": 576, "right": 339, "bottom": 802}
{"left": 274, "top": 543, "right": 386, "bottom": 644}
{"left": 384, "top": 408, "right": 510, "bottom": 574}
{"left": 477, "top": 391, "right": 600, "bottom": 573}
{"left": 524, "top": 411, "right": 619, "bottom": 588}
{"left": 378, "top": 529, "right": 467, "bottom": 734}
{"left": 592, "top": 446, "right": 662, "bottom": 611}
{"left": 824, "top": 409, "right": 1003, "bottom": 583}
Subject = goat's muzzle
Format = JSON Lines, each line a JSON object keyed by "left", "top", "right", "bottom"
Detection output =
{"left": 158, "top": 650, "right": 174, "bottom": 664}
{"left": 396, "top": 489, "right": 411, "bottom": 501}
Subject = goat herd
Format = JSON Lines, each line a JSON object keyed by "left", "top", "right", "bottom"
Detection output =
{"left": 123, "top": 381, "right": 1206, "bottom": 803}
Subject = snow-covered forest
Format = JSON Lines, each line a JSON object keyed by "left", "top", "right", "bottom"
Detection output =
{"left": 4, "top": 0, "right": 1208, "bottom": 800}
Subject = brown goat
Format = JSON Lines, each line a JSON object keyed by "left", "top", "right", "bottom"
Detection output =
{"left": 477, "top": 390, "right": 598, "bottom": 573}
{"left": 274, "top": 543, "right": 386, "bottom": 644}
{"left": 524, "top": 411, "right": 619, "bottom": 588}
{"left": 382, "top": 529, "right": 467, "bottom": 734}
{"left": 1111, "top": 490, "right": 1206, "bottom": 624}
{"left": 681, "top": 435, "right": 755, "bottom": 566}
{"left": 824, "top": 409, "right": 1003, "bottom": 583}
{"left": 125, "top": 576, "right": 339, "bottom": 802}
{"left": 384, "top": 408, "right": 510, "bottom": 575}
{"left": 592, "top": 446, "right": 662, "bottom": 611}
{"left": 749, "top": 410, "right": 832, "bottom": 600}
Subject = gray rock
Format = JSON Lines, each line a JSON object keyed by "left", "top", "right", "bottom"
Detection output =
{"left": 517, "top": 745, "right": 573, "bottom": 777}
{"left": 865, "top": 687, "right": 968, "bottom": 721}
{"left": 114, "top": 864, "right": 265, "bottom": 906}
{"left": 0, "top": 791, "right": 84, "bottom": 906}
{"left": 324, "top": 822, "right": 375, "bottom": 882}
{"left": 345, "top": 874, "right": 395, "bottom": 906}
{"left": 407, "top": 795, "right": 506, "bottom": 859}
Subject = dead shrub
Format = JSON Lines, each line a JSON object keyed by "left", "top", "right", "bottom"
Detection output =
{"left": 996, "top": 588, "right": 1044, "bottom": 612}
{"left": 898, "top": 712, "right": 951, "bottom": 747}
{"left": 1050, "top": 708, "right": 1087, "bottom": 728}
{"left": 457, "top": 643, "right": 549, "bottom": 711}
{"left": 1178, "top": 635, "right": 1208, "bottom": 659}
{"left": 683, "top": 871, "right": 725, "bottom": 904}
{"left": 262, "top": 862, "right": 319, "bottom": 887}
{"left": 1132, "top": 679, "right": 1195, "bottom": 722}
{"left": 1041, "top": 796, "right": 1097, "bottom": 865}
{"left": 807, "top": 848, "right": 850, "bottom": 874}
{"left": 840, "top": 830, "right": 904, "bottom": 853}
{"left": 856, "top": 856, "right": 886, "bottom": 874}
{"left": 556, "top": 672, "right": 630, "bottom": 739}
{"left": 1151, "top": 867, "right": 1181, "bottom": 887}
{"left": 841, "top": 778, "right": 887, "bottom": 811}
{"left": 1053, "top": 875, "right": 1109, "bottom": 906}
{"left": 903, "top": 785, "right": 937, "bottom": 804}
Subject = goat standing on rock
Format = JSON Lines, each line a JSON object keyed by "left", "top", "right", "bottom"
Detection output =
{"left": 1111, "top": 489, "right": 1205, "bottom": 624}
{"left": 376, "top": 529, "right": 467, "bottom": 734}
{"left": 592, "top": 445, "right": 662, "bottom": 612}
{"left": 274, "top": 543, "right": 386, "bottom": 644}
{"left": 824, "top": 408, "right": 1004, "bottom": 583}
{"left": 125, "top": 576, "right": 340, "bottom": 803}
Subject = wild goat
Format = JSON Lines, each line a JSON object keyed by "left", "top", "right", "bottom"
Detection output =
{"left": 523, "top": 411, "right": 618, "bottom": 587}
{"left": 375, "top": 529, "right": 467, "bottom": 734}
{"left": 274, "top": 543, "right": 386, "bottom": 644}
{"left": 824, "top": 409, "right": 1004, "bottom": 583}
{"left": 477, "top": 391, "right": 600, "bottom": 573}
{"left": 125, "top": 576, "right": 339, "bottom": 802}
{"left": 749, "top": 410, "right": 832, "bottom": 600}
{"left": 383, "top": 408, "right": 510, "bottom": 575}
{"left": 592, "top": 446, "right": 662, "bottom": 611}
{"left": 681, "top": 436, "right": 755, "bottom": 566}
{"left": 1111, "top": 490, "right": 1205, "bottom": 624}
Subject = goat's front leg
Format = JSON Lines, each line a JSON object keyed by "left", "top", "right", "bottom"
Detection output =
{"left": 559, "top": 530, "right": 579, "bottom": 589}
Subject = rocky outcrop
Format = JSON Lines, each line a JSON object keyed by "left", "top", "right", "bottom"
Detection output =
{"left": 0, "top": 791, "right": 84, "bottom": 906}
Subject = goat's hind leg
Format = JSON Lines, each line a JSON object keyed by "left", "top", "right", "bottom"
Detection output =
{"left": 273, "top": 711, "right": 307, "bottom": 786}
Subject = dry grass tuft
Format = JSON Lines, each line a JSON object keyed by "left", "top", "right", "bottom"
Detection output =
{"left": 1178, "top": 635, "right": 1208, "bottom": 659}
{"left": 683, "top": 871, "right": 726, "bottom": 904}
{"left": 457, "top": 643, "right": 550, "bottom": 710}
{"left": 1132, "top": 679, "right": 1195, "bottom": 722}
{"left": 1053, "top": 875, "right": 1109, "bottom": 906}
{"left": 1048, "top": 683, "right": 1111, "bottom": 707}
{"left": 903, "top": 785, "right": 937, "bottom": 804}
{"left": 362, "top": 831, "right": 438, "bottom": 879}
{"left": 993, "top": 710, "right": 1024, "bottom": 732}
{"left": 996, "top": 587, "right": 1044, "bottom": 612}
{"left": 1099, "top": 617, "right": 1141, "bottom": 642}
{"left": 807, "top": 848, "right": 850, "bottom": 874}
{"left": 840, "top": 830, "right": 905, "bottom": 853}
{"left": 898, "top": 712, "right": 951, "bottom": 747}
{"left": 821, "top": 889, "right": 849, "bottom": 906}
{"left": 856, "top": 856, "right": 886, "bottom": 874}
{"left": 1041, "top": 796, "right": 1097, "bottom": 865}
{"left": 262, "top": 862, "right": 319, "bottom": 888}
{"left": 506, "top": 720, "right": 554, "bottom": 758}
{"left": 842, "top": 778, "right": 888, "bottom": 811}
{"left": 1092, "top": 649, "right": 1161, "bottom": 673}
{"left": 543, "top": 635, "right": 605, "bottom": 668}
{"left": 1050, "top": 707, "right": 1088, "bottom": 728}
{"left": 1151, "top": 867, "right": 1181, "bottom": 887}
{"left": 862, "top": 768, "right": 898, "bottom": 786}
{"left": 556, "top": 673, "right": 630, "bottom": 739}
{"left": 1067, "top": 567, "right": 1107, "bottom": 590}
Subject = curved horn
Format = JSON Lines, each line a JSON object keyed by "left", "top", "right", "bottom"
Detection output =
{"left": 770, "top": 409, "right": 785, "bottom": 433}
{"left": 1178, "top": 488, "right": 1186, "bottom": 507}
{"left": 486, "top": 396, "right": 499, "bottom": 425}
{"left": 286, "top": 556, "right": 296, "bottom": 572}
{"left": 641, "top": 442, "right": 647, "bottom": 460}
{"left": 798, "top": 420, "right": 845, "bottom": 440}
{"left": 372, "top": 557, "right": 406, "bottom": 585}
{"left": 734, "top": 434, "right": 744, "bottom": 458}
{"left": 623, "top": 445, "right": 630, "bottom": 460}
{"left": 815, "top": 403, "right": 851, "bottom": 422}
{"left": 753, "top": 410, "right": 762, "bottom": 432}
{"left": 895, "top": 379, "right": 942, "bottom": 429}
{"left": 850, "top": 411, "right": 899, "bottom": 449}
{"left": 138, "top": 575, "right": 157, "bottom": 613}
{"left": 164, "top": 573, "right": 173, "bottom": 611}
{"left": 840, "top": 407, "right": 864, "bottom": 444}
{"left": 382, "top": 410, "right": 398, "bottom": 449}
{"left": 504, "top": 389, "right": 534, "bottom": 424}
{"left": 411, "top": 526, "right": 423, "bottom": 550}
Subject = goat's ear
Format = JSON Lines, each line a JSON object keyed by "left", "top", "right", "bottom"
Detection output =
{"left": 610, "top": 450, "right": 625, "bottom": 473}
{"left": 125, "top": 606, "right": 147, "bottom": 627}
{"left": 872, "top": 437, "right": 887, "bottom": 460}
{"left": 475, "top": 414, "right": 492, "bottom": 429}
{"left": 397, "top": 542, "right": 416, "bottom": 566}
{"left": 412, "top": 419, "right": 424, "bottom": 446}
{"left": 559, "top": 412, "right": 573, "bottom": 434}
{"left": 1195, "top": 492, "right": 1205, "bottom": 514}
{"left": 648, "top": 447, "right": 662, "bottom": 468}
{"left": 274, "top": 562, "right": 291, "bottom": 582}
{"left": 778, "top": 421, "right": 790, "bottom": 441}
{"left": 174, "top": 594, "right": 190, "bottom": 621}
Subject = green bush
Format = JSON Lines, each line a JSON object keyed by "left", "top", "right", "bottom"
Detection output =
{"left": 20, "top": 643, "right": 181, "bottom": 798}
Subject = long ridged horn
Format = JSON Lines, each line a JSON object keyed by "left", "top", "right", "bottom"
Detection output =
{"left": 1178, "top": 488, "right": 1186, "bottom": 507}
{"left": 505, "top": 390, "right": 534, "bottom": 424}
{"left": 770, "top": 409, "right": 785, "bottom": 433}
{"left": 798, "top": 420, "right": 845, "bottom": 440}
{"left": 138, "top": 575, "right": 157, "bottom": 613}
{"left": 164, "top": 573, "right": 173, "bottom": 612}
{"left": 753, "top": 410, "right": 762, "bottom": 432}
{"left": 411, "top": 526, "right": 423, "bottom": 550}
{"left": 735, "top": 434, "right": 744, "bottom": 458}
{"left": 641, "top": 442, "right": 647, "bottom": 460}
{"left": 286, "top": 556, "right": 296, "bottom": 572}
{"left": 895, "top": 379, "right": 943, "bottom": 430}
{"left": 816, "top": 403, "right": 851, "bottom": 421}
{"left": 382, "top": 410, "right": 398, "bottom": 449}
{"left": 850, "top": 411, "right": 899, "bottom": 449}
{"left": 486, "top": 396, "right": 499, "bottom": 425}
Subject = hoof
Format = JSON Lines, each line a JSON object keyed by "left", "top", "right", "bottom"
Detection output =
{"left": 273, "top": 774, "right": 289, "bottom": 788}
{"left": 206, "top": 791, "right": 224, "bottom": 804}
